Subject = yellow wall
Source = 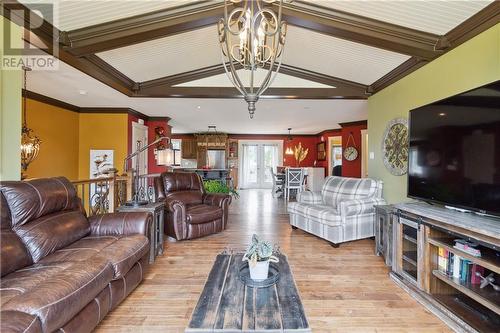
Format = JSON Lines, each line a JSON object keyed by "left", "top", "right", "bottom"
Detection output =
{"left": 25, "top": 99, "right": 80, "bottom": 180}
{"left": 78, "top": 113, "right": 128, "bottom": 179}
{"left": 368, "top": 23, "right": 500, "bottom": 203}
{"left": 0, "top": 18, "right": 22, "bottom": 180}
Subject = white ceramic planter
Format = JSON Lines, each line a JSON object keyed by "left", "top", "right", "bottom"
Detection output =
{"left": 249, "top": 260, "right": 270, "bottom": 280}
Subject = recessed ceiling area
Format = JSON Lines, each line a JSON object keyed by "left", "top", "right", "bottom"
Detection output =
{"left": 97, "top": 25, "right": 221, "bottom": 82}
{"left": 302, "top": 0, "right": 493, "bottom": 35}
{"left": 27, "top": 61, "right": 367, "bottom": 134}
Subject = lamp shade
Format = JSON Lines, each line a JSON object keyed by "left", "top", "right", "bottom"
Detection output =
{"left": 156, "top": 149, "right": 174, "bottom": 166}
{"left": 285, "top": 147, "right": 294, "bottom": 155}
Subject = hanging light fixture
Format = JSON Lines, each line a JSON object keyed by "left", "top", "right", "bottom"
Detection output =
{"left": 218, "top": 0, "right": 287, "bottom": 119}
{"left": 20, "top": 66, "right": 41, "bottom": 177}
{"left": 285, "top": 127, "right": 293, "bottom": 155}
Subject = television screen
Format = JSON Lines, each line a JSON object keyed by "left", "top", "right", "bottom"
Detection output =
{"left": 408, "top": 80, "right": 500, "bottom": 216}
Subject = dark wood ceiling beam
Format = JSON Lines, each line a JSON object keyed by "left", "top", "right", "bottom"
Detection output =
{"left": 133, "top": 86, "right": 367, "bottom": 100}
{"left": 279, "top": 0, "right": 443, "bottom": 60}
{"left": 61, "top": 1, "right": 229, "bottom": 57}
{"left": 139, "top": 63, "right": 369, "bottom": 94}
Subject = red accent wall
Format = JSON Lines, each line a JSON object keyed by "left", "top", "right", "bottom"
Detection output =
{"left": 340, "top": 123, "right": 367, "bottom": 178}
{"left": 127, "top": 115, "right": 171, "bottom": 174}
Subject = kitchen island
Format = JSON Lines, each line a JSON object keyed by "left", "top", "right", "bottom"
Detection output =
{"left": 173, "top": 168, "right": 230, "bottom": 183}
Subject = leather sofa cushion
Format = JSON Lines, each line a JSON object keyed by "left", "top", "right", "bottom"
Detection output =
{"left": 162, "top": 172, "right": 203, "bottom": 192}
{"left": 0, "top": 177, "right": 79, "bottom": 227}
{"left": 1, "top": 257, "right": 114, "bottom": 333}
{"left": 0, "top": 311, "right": 42, "bottom": 333}
{"left": 1, "top": 262, "right": 73, "bottom": 306}
{"left": 14, "top": 210, "right": 90, "bottom": 262}
{"left": 40, "top": 234, "right": 149, "bottom": 279}
{"left": 0, "top": 229, "right": 33, "bottom": 277}
{"left": 166, "top": 191, "right": 203, "bottom": 207}
{"left": 186, "top": 204, "right": 223, "bottom": 224}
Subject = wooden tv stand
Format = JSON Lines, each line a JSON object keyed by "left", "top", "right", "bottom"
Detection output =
{"left": 391, "top": 202, "right": 499, "bottom": 333}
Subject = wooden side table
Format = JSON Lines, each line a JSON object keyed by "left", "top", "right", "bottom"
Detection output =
{"left": 117, "top": 202, "right": 164, "bottom": 263}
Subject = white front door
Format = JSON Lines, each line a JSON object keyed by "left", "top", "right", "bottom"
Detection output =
{"left": 240, "top": 141, "right": 282, "bottom": 189}
{"left": 131, "top": 122, "right": 148, "bottom": 175}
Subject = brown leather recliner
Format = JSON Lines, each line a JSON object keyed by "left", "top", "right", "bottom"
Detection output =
{"left": 154, "top": 172, "right": 232, "bottom": 240}
{"left": 0, "top": 177, "right": 153, "bottom": 333}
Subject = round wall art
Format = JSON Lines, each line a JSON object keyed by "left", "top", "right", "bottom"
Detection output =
{"left": 382, "top": 117, "right": 409, "bottom": 176}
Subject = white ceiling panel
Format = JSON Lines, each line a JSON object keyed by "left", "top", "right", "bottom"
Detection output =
{"left": 302, "top": 0, "right": 493, "bottom": 35}
{"left": 20, "top": 0, "right": 196, "bottom": 31}
{"left": 175, "top": 69, "right": 334, "bottom": 88}
{"left": 97, "top": 25, "right": 221, "bottom": 82}
{"left": 283, "top": 26, "right": 410, "bottom": 85}
{"left": 27, "top": 60, "right": 367, "bottom": 134}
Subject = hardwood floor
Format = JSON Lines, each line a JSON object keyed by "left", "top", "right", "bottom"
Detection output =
{"left": 96, "top": 190, "right": 450, "bottom": 333}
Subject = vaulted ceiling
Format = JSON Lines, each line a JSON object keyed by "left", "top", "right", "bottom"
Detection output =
{"left": 4, "top": 0, "right": 499, "bottom": 133}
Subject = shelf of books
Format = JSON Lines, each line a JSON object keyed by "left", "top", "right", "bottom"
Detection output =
{"left": 429, "top": 233, "right": 500, "bottom": 332}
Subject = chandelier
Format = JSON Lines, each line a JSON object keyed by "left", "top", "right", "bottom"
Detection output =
{"left": 21, "top": 66, "right": 41, "bottom": 175}
{"left": 218, "top": 0, "right": 287, "bottom": 118}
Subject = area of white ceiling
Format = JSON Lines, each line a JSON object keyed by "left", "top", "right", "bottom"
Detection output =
{"left": 20, "top": 0, "right": 193, "bottom": 31}
{"left": 303, "top": 0, "right": 494, "bottom": 35}
{"left": 97, "top": 25, "right": 221, "bottom": 82}
{"left": 174, "top": 69, "right": 334, "bottom": 88}
{"left": 284, "top": 26, "right": 410, "bottom": 85}
{"left": 27, "top": 60, "right": 367, "bottom": 134}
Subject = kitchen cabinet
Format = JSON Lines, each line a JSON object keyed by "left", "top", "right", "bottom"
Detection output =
{"left": 181, "top": 139, "right": 197, "bottom": 159}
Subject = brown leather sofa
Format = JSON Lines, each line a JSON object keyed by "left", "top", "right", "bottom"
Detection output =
{"left": 154, "top": 172, "right": 231, "bottom": 240}
{"left": 0, "top": 177, "right": 153, "bottom": 333}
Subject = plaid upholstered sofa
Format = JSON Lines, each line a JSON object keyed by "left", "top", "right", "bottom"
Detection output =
{"left": 288, "top": 176, "right": 385, "bottom": 247}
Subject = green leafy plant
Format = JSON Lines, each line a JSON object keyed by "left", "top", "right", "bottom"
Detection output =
{"left": 203, "top": 180, "right": 239, "bottom": 198}
{"left": 243, "top": 234, "right": 279, "bottom": 267}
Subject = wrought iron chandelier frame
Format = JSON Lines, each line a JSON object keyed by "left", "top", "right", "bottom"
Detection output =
{"left": 218, "top": 0, "right": 287, "bottom": 118}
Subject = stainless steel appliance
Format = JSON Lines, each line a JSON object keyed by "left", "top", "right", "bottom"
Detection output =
{"left": 207, "top": 150, "right": 226, "bottom": 169}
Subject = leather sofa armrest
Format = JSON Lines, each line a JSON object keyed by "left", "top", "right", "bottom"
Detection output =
{"left": 89, "top": 212, "right": 153, "bottom": 238}
{"left": 203, "top": 193, "right": 232, "bottom": 208}
{"left": 339, "top": 198, "right": 386, "bottom": 217}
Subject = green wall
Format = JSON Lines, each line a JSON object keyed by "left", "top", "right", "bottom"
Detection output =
{"left": 368, "top": 23, "right": 500, "bottom": 204}
{"left": 0, "top": 18, "right": 22, "bottom": 181}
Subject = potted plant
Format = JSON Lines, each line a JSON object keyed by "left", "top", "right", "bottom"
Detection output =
{"left": 242, "top": 234, "right": 279, "bottom": 280}
{"left": 203, "top": 180, "right": 239, "bottom": 198}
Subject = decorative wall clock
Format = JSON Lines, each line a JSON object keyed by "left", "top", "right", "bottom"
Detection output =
{"left": 382, "top": 118, "right": 409, "bottom": 176}
{"left": 343, "top": 133, "right": 358, "bottom": 161}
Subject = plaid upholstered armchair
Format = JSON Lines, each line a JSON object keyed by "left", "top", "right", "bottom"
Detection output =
{"left": 287, "top": 176, "right": 385, "bottom": 247}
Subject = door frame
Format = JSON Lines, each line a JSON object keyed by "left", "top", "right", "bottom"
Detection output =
{"left": 238, "top": 140, "right": 283, "bottom": 189}
{"left": 327, "top": 136, "right": 342, "bottom": 177}
{"left": 131, "top": 122, "right": 148, "bottom": 175}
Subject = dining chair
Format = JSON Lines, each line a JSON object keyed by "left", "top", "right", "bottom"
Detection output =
{"left": 270, "top": 167, "right": 284, "bottom": 198}
{"left": 285, "top": 168, "right": 305, "bottom": 201}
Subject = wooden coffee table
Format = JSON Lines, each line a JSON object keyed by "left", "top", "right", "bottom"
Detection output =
{"left": 186, "top": 252, "right": 310, "bottom": 333}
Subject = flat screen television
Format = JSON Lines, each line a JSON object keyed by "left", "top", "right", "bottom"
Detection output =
{"left": 408, "top": 80, "right": 500, "bottom": 216}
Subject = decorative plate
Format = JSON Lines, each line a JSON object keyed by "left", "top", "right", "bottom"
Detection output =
{"left": 382, "top": 118, "right": 409, "bottom": 176}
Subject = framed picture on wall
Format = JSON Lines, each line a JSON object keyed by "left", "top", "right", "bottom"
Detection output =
{"left": 317, "top": 142, "right": 326, "bottom": 161}
{"left": 90, "top": 149, "right": 115, "bottom": 179}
